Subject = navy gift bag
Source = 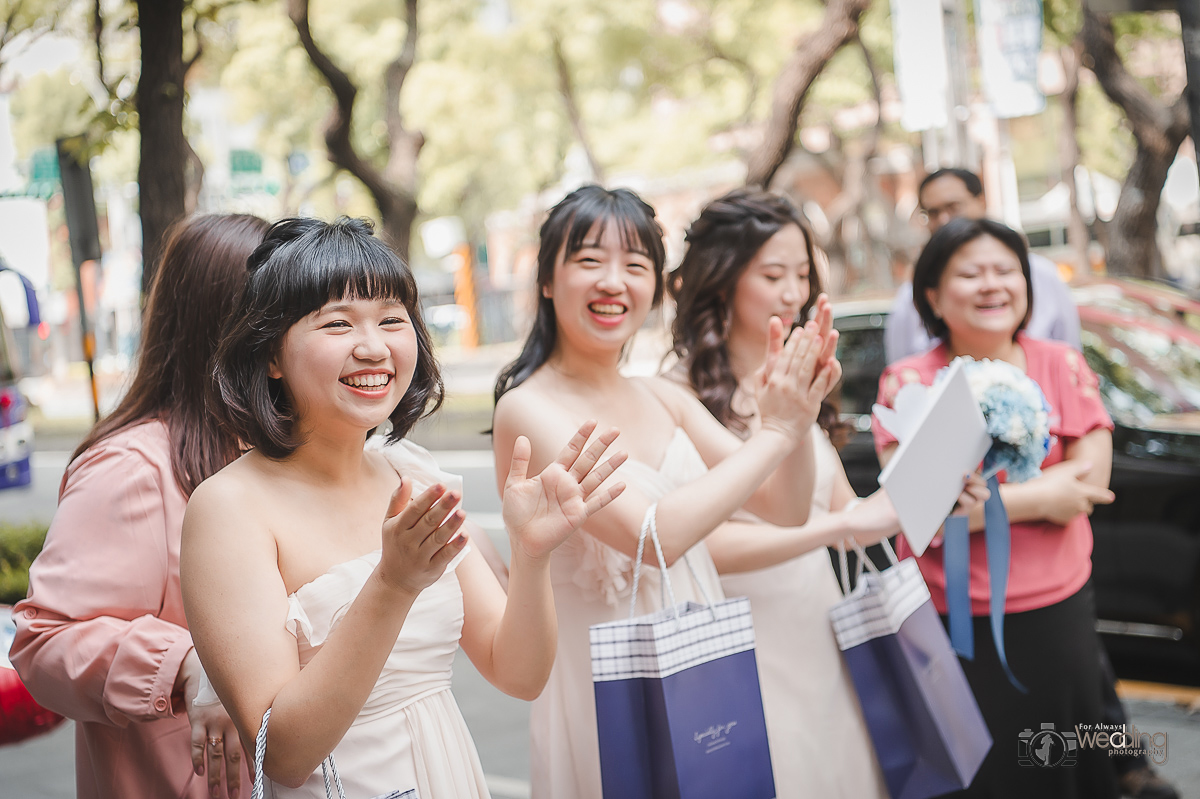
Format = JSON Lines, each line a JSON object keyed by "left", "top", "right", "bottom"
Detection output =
{"left": 829, "top": 540, "right": 991, "bottom": 799}
{"left": 590, "top": 505, "right": 775, "bottom": 799}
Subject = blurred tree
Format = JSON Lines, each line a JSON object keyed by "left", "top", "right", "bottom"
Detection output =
{"left": 1082, "top": 8, "right": 1189, "bottom": 279}
{"left": 135, "top": 0, "right": 187, "bottom": 291}
{"left": 87, "top": 0, "right": 251, "bottom": 292}
{"left": 286, "top": 0, "right": 423, "bottom": 258}
{"left": 744, "top": 0, "right": 871, "bottom": 188}
{"left": 0, "top": 0, "right": 69, "bottom": 80}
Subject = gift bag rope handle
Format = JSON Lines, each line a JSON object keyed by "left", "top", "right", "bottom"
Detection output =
{"left": 252, "top": 708, "right": 348, "bottom": 799}
{"left": 628, "top": 503, "right": 717, "bottom": 621}
{"left": 835, "top": 537, "right": 901, "bottom": 596}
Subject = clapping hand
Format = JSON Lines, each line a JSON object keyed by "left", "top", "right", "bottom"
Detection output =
{"left": 756, "top": 311, "right": 841, "bottom": 442}
{"left": 377, "top": 479, "right": 469, "bottom": 595}
{"left": 503, "top": 421, "right": 627, "bottom": 561}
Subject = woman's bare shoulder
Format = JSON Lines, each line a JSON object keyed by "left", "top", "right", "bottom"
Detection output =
{"left": 640, "top": 374, "right": 700, "bottom": 420}
{"left": 188, "top": 452, "right": 276, "bottom": 522}
{"left": 493, "top": 375, "right": 564, "bottom": 429}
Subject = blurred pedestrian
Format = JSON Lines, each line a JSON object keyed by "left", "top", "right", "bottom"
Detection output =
{"left": 885, "top": 167, "right": 1081, "bottom": 363}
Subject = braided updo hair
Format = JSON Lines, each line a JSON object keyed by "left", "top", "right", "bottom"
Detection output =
{"left": 669, "top": 188, "right": 824, "bottom": 436}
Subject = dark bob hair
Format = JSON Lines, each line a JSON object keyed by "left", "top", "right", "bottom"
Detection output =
{"left": 668, "top": 188, "right": 820, "bottom": 434}
{"left": 214, "top": 217, "right": 443, "bottom": 459}
{"left": 493, "top": 185, "right": 665, "bottom": 402}
{"left": 72, "top": 214, "right": 270, "bottom": 495}
{"left": 918, "top": 167, "right": 984, "bottom": 202}
{"left": 912, "top": 216, "right": 1033, "bottom": 342}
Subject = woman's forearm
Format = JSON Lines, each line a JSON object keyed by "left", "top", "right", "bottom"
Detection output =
{"left": 707, "top": 495, "right": 899, "bottom": 574}
{"left": 478, "top": 550, "right": 557, "bottom": 701}
{"left": 250, "top": 573, "right": 418, "bottom": 787}
{"left": 747, "top": 433, "right": 816, "bottom": 525}
{"left": 651, "top": 427, "right": 800, "bottom": 563}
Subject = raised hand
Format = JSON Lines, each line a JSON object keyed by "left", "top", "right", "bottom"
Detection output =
{"left": 377, "top": 478, "right": 468, "bottom": 595}
{"left": 756, "top": 322, "right": 838, "bottom": 442}
{"left": 503, "top": 421, "right": 627, "bottom": 561}
{"left": 809, "top": 294, "right": 839, "bottom": 370}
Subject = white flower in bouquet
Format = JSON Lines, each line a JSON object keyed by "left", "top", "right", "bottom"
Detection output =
{"left": 949, "top": 356, "right": 1052, "bottom": 483}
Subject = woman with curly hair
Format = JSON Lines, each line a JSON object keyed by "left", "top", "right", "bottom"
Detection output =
{"left": 669, "top": 188, "right": 986, "bottom": 797}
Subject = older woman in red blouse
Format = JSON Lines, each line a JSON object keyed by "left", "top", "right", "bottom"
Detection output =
{"left": 873, "top": 217, "right": 1118, "bottom": 799}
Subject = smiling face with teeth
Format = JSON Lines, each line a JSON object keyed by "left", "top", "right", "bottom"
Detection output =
{"left": 925, "top": 233, "right": 1030, "bottom": 347}
{"left": 269, "top": 296, "right": 418, "bottom": 434}
{"left": 543, "top": 218, "right": 659, "bottom": 354}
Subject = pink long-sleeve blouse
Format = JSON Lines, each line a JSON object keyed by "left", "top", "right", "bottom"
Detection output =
{"left": 11, "top": 420, "right": 224, "bottom": 799}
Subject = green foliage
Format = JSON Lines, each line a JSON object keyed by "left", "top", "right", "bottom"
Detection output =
{"left": 0, "top": 522, "right": 48, "bottom": 605}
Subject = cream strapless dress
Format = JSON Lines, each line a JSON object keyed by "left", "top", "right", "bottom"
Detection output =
{"left": 265, "top": 439, "right": 490, "bottom": 799}
{"left": 719, "top": 427, "right": 888, "bottom": 798}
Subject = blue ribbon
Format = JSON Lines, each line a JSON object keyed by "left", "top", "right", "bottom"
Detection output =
{"left": 943, "top": 474, "right": 1027, "bottom": 692}
{"left": 943, "top": 515, "right": 973, "bottom": 660}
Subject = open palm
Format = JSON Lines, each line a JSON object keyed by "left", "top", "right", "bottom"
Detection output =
{"left": 502, "top": 422, "right": 626, "bottom": 560}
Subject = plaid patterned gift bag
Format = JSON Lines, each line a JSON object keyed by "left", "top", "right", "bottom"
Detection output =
{"left": 590, "top": 505, "right": 775, "bottom": 799}
{"left": 829, "top": 539, "right": 991, "bottom": 799}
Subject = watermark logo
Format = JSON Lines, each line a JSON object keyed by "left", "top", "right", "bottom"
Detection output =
{"left": 1018, "top": 723, "right": 1079, "bottom": 768}
{"left": 1075, "top": 723, "right": 1168, "bottom": 766}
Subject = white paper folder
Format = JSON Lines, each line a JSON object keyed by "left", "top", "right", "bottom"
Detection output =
{"left": 873, "top": 359, "right": 991, "bottom": 556}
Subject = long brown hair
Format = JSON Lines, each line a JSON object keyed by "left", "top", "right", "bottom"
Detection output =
{"left": 669, "top": 189, "right": 822, "bottom": 435}
{"left": 70, "top": 214, "right": 270, "bottom": 495}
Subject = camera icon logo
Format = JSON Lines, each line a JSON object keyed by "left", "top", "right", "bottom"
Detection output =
{"left": 1018, "top": 723, "right": 1079, "bottom": 768}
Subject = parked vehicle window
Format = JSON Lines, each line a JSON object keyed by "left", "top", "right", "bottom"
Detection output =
{"left": 1082, "top": 322, "right": 1200, "bottom": 431}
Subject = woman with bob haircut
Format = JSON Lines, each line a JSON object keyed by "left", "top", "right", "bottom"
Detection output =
{"left": 181, "top": 217, "right": 624, "bottom": 799}
{"left": 873, "top": 216, "right": 1119, "bottom": 798}
{"left": 13, "top": 213, "right": 270, "bottom": 799}
{"left": 491, "top": 185, "right": 841, "bottom": 798}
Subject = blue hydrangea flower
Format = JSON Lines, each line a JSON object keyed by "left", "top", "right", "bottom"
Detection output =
{"left": 941, "top": 357, "right": 1052, "bottom": 483}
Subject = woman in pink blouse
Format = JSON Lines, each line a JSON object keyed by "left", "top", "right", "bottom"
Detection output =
{"left": 873, "top": 217, "right": 1118, "bottom": 798}
{"left": 11, "top": 214, "right": 269, "bottom": 799}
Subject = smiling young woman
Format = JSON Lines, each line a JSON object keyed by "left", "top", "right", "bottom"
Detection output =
{"left": 180, "top": 218, "right": 625, "bottom": 799}
{"left": 491, "top": 185, "right": 842, "bottom": 798}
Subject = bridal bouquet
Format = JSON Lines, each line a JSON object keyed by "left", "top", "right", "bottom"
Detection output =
{"left": 953, "top": 356, "right": 1052, "bottom": 483}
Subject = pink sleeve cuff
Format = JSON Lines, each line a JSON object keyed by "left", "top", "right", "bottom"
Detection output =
{"left": 101, "top": 618, "right": 194, "bottom": 725}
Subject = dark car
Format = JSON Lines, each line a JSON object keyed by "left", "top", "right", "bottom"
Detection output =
{"left": 831, "top": 280, "right": 1200, "bottom": 683}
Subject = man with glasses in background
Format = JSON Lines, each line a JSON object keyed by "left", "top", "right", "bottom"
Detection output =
{"left": 885, "top": 167, "right": 1081, "bottom": 362}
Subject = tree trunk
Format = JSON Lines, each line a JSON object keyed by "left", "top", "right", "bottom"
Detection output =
{"left": 1106, "top": 135, "right": 1186, "bottom": 278}
{"left": 550, "top": 31, "right": 604, "bottom": 183}
{"left": 743, "top": 0, "right": 870, "bottom": 188}
{"left": 1082, "top": 9, "right": 1189, "bottom": 279}
{"left": 136, "top": 0, "right": 188, "bottom": 294}
{"left": 1059, "top": 41, "right": 1090, "bottom": 274}
{"left": 288, "top": 0, "right": 422, "bottom": 260}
